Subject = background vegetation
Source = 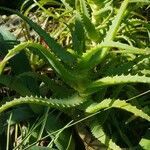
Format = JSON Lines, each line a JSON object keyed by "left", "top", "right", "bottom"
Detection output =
{"left": 0, "top": 0, "right": 150, "bottom": 150}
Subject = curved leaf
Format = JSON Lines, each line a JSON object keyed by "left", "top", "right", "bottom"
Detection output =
{"left": 18, "top": 72, "right": 74, "bottom": 98}
{"left": 0, "top": 95, "right": 85, "bottom": 114}
{"left": 0, "top": 42, "right": 77, "bottom": 86}
{"left": 78, "top": 0, "right": 130, "bottom": 70}
{"left": 101, "top": 41, "right": 150, "bottom": 55}
{"left": 130, "top": 0, "right": 150, "bottom": 3}
{"left": 0, "top": 7, "right": 76, "bottom": 64}
{"left": 86, "top": 74, "right": 150, "bottom": 94}
{"left": 81, "top": 13, "right": 100, "bottom": 42}
{"left": 90, "top": 122, "right": 122, "bottom": 150}
{"left": 86, "top": 98, "right": 150, "bottom": 122}
{"left": 0, "top": 26, "right": 31, "bottom": 74}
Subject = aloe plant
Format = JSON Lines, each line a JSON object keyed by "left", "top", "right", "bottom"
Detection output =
{"left": 0, "top": 0, "right": 150, "bottom": 149}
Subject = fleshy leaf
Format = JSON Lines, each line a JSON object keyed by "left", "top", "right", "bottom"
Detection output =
{"left": 86, "top": 98, "right": 150, "bottom": 122}
{"left": 0, "top": 7, "right": 76, "bottom": 64}
{"left": 86, "top": 74, "right": 150, "bottom": 94}
{"left": 0, "top": 95, "right": 85, "bottom": 114}
{"left": 0, "top": 42, "right": 77, "bottom": 86}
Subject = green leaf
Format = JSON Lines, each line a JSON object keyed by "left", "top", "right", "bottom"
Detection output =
{"left": 101, "top": 41, "right": 150, "bottom": 55}
{"left": 130, "top": 0, "right": 150, "bottom": 3}
{"left": 18, "top": 72, "right": 74, "bottom": 98}
{"left": 79, "top": 41, "right": 148, "bottom": 71}
{"left": 61, "top": 0, "right": 74, "bottom": 10}
{"left": 46, "top": 114, "right": 75, "bottom": 150}
{"left": 139, "top": 129, "right": 150, "bottom": 150}
{"left": 86, "top": 98, "right": 150, "bottom": 122}
{"left": 77, "top": 45, "right": 104, "bottom": 70}
{"left": 79, "top": 41, "right": 150, "bottom": 71}
{"left": 27, "top": 43, "right": 76, "bottom": 84}
{"left": 0, "top": 42, "right": 77, "bottom": 86}
{"left": 104, "top": 0, "right": 129, "bottom": 42}
{"left": 0, "top": 26, "right": 31, "bottom": 74}
{"left": 0, "top": 95, "right": 85, "bottom": 114}
{"left": 89, "top": 114, "right": 122, "bottom": 150}
{"left": 0, "top": 7, "right": 76, "bottom": 64}
{"left": 79, "top": 0, "right": 90, "bottom": 18}
{"left": 0, "top": 75, "right": 32, "bottom": 96}
{"left": 102, "top": 55, "right": 148, "bottom": 76}
{"left": 70, "top": 15, "right": 85, "bottom": 55}
{"left": 86, "top": 74, "right": 150, "bottom": 94}
{"left": 0, "top": 106, "right": 34, "bottom": 134}
{"left": 78, "top": 0, "right": 130, "bottom": 70}
{"left": 28, "top": 146, "right": 55, "bottom": 150}
{"left": 81, "top": 14, "right": 100, "bottom": 42}
{"left": 91, "top": 122, "right": 122, "bottom": 150}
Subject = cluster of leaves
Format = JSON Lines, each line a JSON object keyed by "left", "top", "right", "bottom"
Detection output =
{"left": 0, "top": 0, "right": 150, "bottom": 149}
